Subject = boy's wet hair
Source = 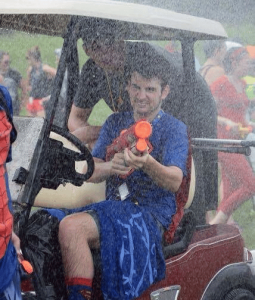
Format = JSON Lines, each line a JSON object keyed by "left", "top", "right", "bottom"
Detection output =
{"left": 127, "top": 42, "right": 172, "bottom": 89}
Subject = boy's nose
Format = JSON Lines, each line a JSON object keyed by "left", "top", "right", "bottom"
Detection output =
{"left": 137, "top": 89, "right": 146, "bottom": 99}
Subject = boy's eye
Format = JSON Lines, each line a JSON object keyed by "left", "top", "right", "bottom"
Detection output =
{"left": 132, "top": 84, "right": 140, "bottom": 90}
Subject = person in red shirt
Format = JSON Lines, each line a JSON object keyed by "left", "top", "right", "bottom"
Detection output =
{"left": 210, "top": 46, "right": 255, "bottom": 224}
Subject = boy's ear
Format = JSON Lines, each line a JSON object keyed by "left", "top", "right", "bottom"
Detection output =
{"left": 161, "top": 84, "right": 170, "bottom": 100}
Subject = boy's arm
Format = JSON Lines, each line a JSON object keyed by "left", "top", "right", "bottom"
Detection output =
{"left": 142, "top": 154, "right": 183, "bottom": 192}
{"left": 124, "top": 148, "right": 183, "bottom": 192}
{"left": 86, "top": 154, "right": 131, "bottom": 183}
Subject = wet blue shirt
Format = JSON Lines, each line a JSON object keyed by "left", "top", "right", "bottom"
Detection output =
{"left": 92, "top": 111, "right": 188, "bottom": 229}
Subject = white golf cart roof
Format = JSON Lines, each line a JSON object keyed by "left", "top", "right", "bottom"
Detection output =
{"left": 0, "top": 0, "right": 227, "bottom": 39}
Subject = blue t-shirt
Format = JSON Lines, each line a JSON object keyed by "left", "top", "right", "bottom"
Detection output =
{"left": 92, "top": 111, "right": 188, "bottom": 228}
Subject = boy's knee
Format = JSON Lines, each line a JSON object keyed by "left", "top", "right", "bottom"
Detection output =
{"left": 59, "top": 213, "right": 99, "bottom": 249}
{"left": 59, "top": 216, "right": 77, "bottom": 245}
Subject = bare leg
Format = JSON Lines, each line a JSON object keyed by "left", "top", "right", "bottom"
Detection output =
{"left": 59, "top": 212, "right": 100, "bottom": 279}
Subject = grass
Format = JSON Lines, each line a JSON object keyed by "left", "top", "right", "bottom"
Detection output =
{"left": 2, "top": 29, "right": 255, "bottom": 250}
{"left": 88, "top": 99, "right": 113, "bottom": 125}
{"left": 0, "top": 31, "right": 63, "bottom": 77}
{"left": 0, "top": 30, "right": 112, "bottom": 124}
{"left": 233, "top": 199, "right": 255, "bottom": 249}
{"left": 0, "top": 31, "right": 88, "bottom": 78}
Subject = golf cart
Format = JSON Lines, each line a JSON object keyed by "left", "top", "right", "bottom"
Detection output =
{"left": 2, "top": 0, "right": 255, "bottom": 299}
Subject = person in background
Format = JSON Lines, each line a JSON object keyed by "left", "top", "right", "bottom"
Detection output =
{"left": 0, "top": 51, "right": 27, "bottom": 115}
{"left": 26, "top": 46, "right": 56, "bottom": 117}
{"left": 0, "top": 84, "right": 21, "bottom": 300}
{"left": 68, "top": 20, "right": 133, "bottom": 148}
{"left": 199, "top": 40, "right": 226, "bottom": 86}
{"left": 200, "top": 40, "right": 241, "bottom": 223}
{"left": 209, "top": 45, "right": 255, "bottom": 224}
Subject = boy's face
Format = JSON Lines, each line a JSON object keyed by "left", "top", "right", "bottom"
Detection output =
{"left": 127, "top": 71, "right": 169, "bottom": 121}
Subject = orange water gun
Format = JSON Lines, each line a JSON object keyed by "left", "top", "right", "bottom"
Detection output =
{"left": 106, "top": 120, "right": 153, "bottom": 176}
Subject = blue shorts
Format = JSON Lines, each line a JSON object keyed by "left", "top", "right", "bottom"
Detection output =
{"left": 0, "top": 266, "right": 21, "bottom": 300}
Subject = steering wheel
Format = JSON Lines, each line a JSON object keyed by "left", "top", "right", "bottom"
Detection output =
{"left": 50, "top": 124, "right": 94, "bottom": 183}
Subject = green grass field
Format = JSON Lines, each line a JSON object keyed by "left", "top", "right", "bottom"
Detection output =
{"left": 1, "top": 29, "right": 255, "bottom": 250}
{"left": 233, "top": 199, "right": 255, "bottom": 249}
{"left": 0, "top": 30, "right": 89, "bottom": 78}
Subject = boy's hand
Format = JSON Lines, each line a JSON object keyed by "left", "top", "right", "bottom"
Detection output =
{"left": 123, "top": 147, "right": 149, "bottom": 170}
{"left": 111, "top": 152, "right": 132, "bottom": 175}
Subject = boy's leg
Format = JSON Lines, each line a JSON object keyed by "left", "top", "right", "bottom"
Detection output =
{"left": 59, "top": 212, "right": 100, "bottom": 300}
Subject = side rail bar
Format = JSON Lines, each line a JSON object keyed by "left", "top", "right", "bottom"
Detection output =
{"left": 192, "top": 138, "right": 255, "bottom": 155}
